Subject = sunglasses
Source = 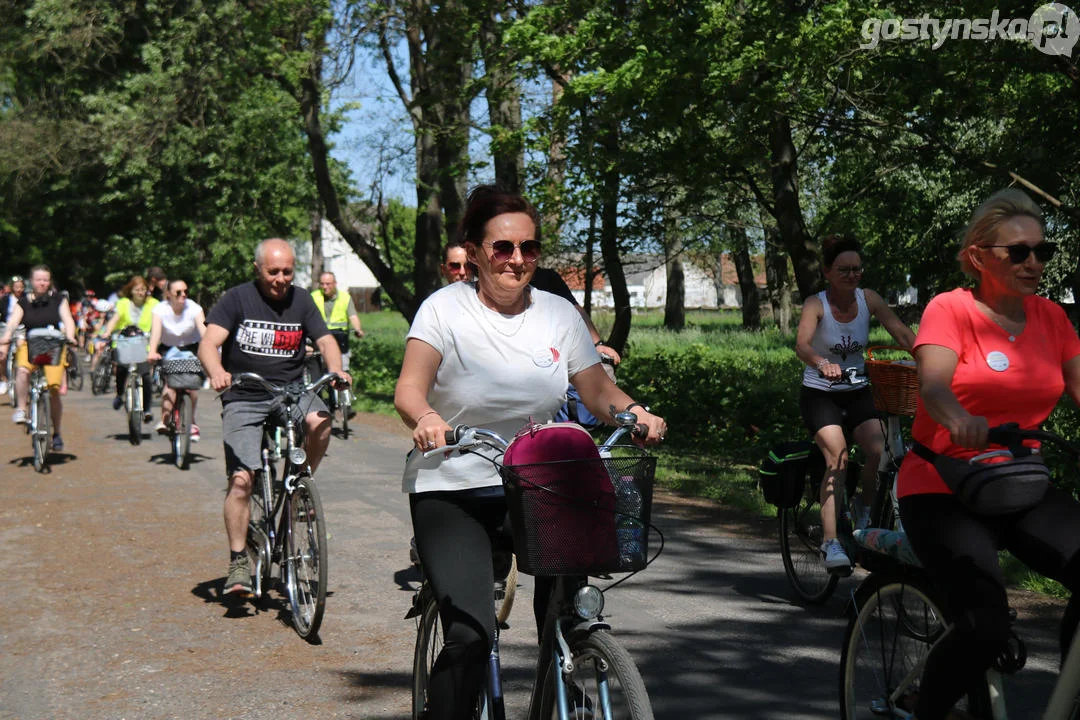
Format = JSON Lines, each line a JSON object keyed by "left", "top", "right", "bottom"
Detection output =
{"left": 446, "top": 262, "right": 465, "bottom": 271}
{"left": 982, "top": 242, "right": 1057, "bottom": 264}
{"left": 174, "top": 289, "right": 189, "bottom": 296}
{"left": 835, "top": 266, "right": 864, "bottom": 277}
{"left": 483, "top": 240, "right": 541, "bottom": 263}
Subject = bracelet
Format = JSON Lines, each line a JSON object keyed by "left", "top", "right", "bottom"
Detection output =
{"left": 414, "top": 410, "right": 439, "bottom": 425}
{"left": 815, "top": 359, "right": 829, "bottom": 369}
{"left": 594, "top": 340, "right": 605, "bottom": 347}
{"left": 625, "top": 402, "right": 649, "bottom": 413}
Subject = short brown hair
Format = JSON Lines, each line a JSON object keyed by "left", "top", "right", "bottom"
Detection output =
{"left": 457, "top": 185, "right": 541, "bottom": 247}
{"left": 958, "top": 189, "right": 1043, "bottom": 278}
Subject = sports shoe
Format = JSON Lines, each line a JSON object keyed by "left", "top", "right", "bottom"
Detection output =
{"left": 190, "top": 424, "right": 200, "bottom": 443}
{"left": 155, "top": 419, "right": 169, "bottom": 435}
{"left": 821, "top": 538, "right": 853, "bottom": 575}
{"left": 12, "top": 408, "right": 26, "bottom": 424}
{"left": 0, "top": 380, "right": 7, "bottom": 395}
{"left": 223, "top": 555, "right": 253, "bottom": 597}
{"left": 52, "top": 435, "right": 64, "bottom": 452}
{"left": 112, "top": 396, "right": 123, "bottom": 411}
{"left": 143, "top": 412, "right": 153, "bottom": 424}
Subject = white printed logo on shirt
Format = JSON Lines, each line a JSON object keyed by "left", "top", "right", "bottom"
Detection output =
{"left": 235, "top": 320, "right": 303, "bottom": 357}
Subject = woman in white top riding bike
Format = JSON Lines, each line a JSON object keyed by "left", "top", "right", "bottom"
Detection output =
{"left": 148, "top": 278, "right": 207, "bottom": 442}
{"left": 394, "top": 184, "right": 667, "bottom": 720}
{"left": 795, "top": 235, "right": 915, "bottom": 572}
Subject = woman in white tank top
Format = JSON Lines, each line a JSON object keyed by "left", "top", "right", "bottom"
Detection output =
{"left": 794, "top": 236, "right": 915, "bottom": 572}
{"left": 147, "top": 279, "right": 207, "bottom": 441}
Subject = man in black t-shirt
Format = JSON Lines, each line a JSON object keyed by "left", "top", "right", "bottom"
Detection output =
{"left": 199, "top": 238, "right": 351, "bottom": 597}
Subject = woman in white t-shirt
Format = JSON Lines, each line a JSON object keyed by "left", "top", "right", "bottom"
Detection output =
{"left": 394, "top": 185, "right": 666, "bottom": 719}
{"left": 148, "top": 279, "right": 207, "bottom": 441}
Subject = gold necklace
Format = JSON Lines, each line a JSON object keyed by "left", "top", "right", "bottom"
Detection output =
{"left": 478, "top": 289, "right": 530, "bottom": 338}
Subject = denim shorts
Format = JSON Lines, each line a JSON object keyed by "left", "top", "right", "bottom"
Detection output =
{"left": 221, "top": 393, "right": 328, "bottom": 476}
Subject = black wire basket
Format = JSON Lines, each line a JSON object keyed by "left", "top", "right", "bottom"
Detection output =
{"left": 501, "top": 451, "right": 656, "bottom": 576}
{"left": 161, "top": 357, "right": 205, "bottom": 390}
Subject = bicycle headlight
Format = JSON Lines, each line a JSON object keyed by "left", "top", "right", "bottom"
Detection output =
{"left": 289, "top": 446, "right": 307, "bottom": 466}
{"left": 573, "top": 585, "right": 604, "bottom": 620}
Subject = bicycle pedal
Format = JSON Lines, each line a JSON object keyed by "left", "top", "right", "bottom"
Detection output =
{"left": 827, "top": 564, "right": 854, "bottom": 578}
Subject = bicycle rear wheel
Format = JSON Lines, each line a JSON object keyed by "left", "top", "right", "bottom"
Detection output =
{"left": 839, "top": 571, "right": 992, "bottom": 719}
{"left": 338, "top": 388, "right": 350, "bottom": 439}
{"left": 494, "top": 553, "right": 517, "bottom": 628}
{"left": 126, "top": 376, "right": 142, "bottom": 446}
{"left": 411, "top": 589, "right": 492, "bottom": 719}
{"left": 779, "top": 488, "right": 838, "bottom": 604}
{"left": 173, "top": 393, "right": 192, "bottom": 470}
{"left": 540, "top": 630, "right": 653, "bottom": 720}
{"left": 285, "top": 474, "right": 327, "bottom": 639}
{"left": 32, "top": 388, "right": 50, "bottom": 472}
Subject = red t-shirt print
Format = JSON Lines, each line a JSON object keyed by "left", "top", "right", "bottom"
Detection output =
{"left": 898, "top": 288, "right": 1080, "bottom": 497}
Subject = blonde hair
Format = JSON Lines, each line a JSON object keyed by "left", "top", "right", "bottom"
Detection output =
{"left": 958, "top": 188, "right": 1043, "bottom": 278}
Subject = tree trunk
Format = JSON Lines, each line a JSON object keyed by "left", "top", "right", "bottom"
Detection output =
{"left": 769, "top": 113, "right": 821, "bottom": 301}
{"left": 480, "top": 11, "right": 524, "bottom": 193}
{"left": 584, "top": 200, "right": 597, "bottom": 316}
{"left": 733, "top": 241, "right": 761, "bottom": 328}
{"left": 542, "top": 71, "right": 570, "bottom": 237}
{"left": 664, "top": 255, "right": 685, "bottom": 330}
{"left": 599, "top": 120, "right": 631, "bottom": 352}
{"left": 763, "top": 221, "right": 792, "bottom": 333}
{"left": 310, "top": 205, "right": 324, "bottom": 287}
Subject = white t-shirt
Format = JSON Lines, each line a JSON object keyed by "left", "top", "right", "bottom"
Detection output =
{"left": 152, "top": 299, "right": 203, "bottom": 347}
{"left": 402, "top": 281, "right": 600, "bottom": 493}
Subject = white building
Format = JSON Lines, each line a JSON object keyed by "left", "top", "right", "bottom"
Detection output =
{"left": 293, "top": 220, "right": 380, "bottom": 308}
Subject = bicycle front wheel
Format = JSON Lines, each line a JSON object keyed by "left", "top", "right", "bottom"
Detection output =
{"left": 839, "top": 571, "right": 992, "bottom": 719}
{"left": 338, "top": 389, "right": 350, "bottom": 440}
{"left": 173, "top": 393, "right": 192, "bottom": 470}
{"left": 540, "top": 630, "right": 653, "bottom": 720}
{"left": 284, "top": 475, "right": 327, "bottom": 639}
{"left": 126, "top": 377, "right": 142, "bottom": 446}
{"left": 67, "top": 353, "right": 84, "bottom": 392}
{"left": 779, "top": 489, "right": 838, "bottom": 604}
{"left": 32, "top": 389, "right": 50, "bottom": 472}
{"left": 91, "top": 357, "right": 110, "bottom": 395}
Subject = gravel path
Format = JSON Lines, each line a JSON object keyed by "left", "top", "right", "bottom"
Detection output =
{"left": 0, "top": 388, "right": 1066, "bottom": 719}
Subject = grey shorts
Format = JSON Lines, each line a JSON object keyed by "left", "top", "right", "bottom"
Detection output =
{"left": 221, "top": 393, "right": 328, "bottom": 476}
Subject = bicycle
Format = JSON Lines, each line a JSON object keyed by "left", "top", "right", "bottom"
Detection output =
{"left": 5, "top": 323, "right": 24, "bottom": 405}
{"left": 303, "top": 344, "right": 353, "bottom": 440}
{"left": 23, "top": 329, "right": 68, "bottom": 473}
{"left": 409, "top": 413, "right": 660, "bottom": 720}
{"left": 115, "top": 332, "right": 150, "bottom": 446}
{"left": 839, "top": 423, "right": 1080, "bottom": 720}
{"left": 159, "top": 353, "right": 204, "bottom": 470}
{"left": 65, "top": 347, "right": 84, "bottom": 392}
{"left": 90, "top": 340, "right": 114, "bottom": 396}
{"left": 777, "top": 349, "right": 913, "bottom": 604}
{"left": 232, "top": 370, "right": 339, "bottom": 640}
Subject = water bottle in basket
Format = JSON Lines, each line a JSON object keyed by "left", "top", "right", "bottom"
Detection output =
{"left": 615, "top": 475, "right": 645, "bottom": 570}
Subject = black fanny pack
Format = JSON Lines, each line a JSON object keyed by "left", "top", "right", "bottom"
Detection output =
{"left": 912, "top": 442, "right": 1050, "bottom": 515}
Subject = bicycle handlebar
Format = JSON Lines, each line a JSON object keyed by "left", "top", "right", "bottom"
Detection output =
{"left": 985, "top": 422, "right": 1080, "bottom": 460}
{"left": 425, "top": 412, "right": 648, "bottom": 460}
{"left": 818, "top": 366, "right": 868, "bottom": 387}
{"left": 226, "top": 371, "right": 344, "bottom": 399}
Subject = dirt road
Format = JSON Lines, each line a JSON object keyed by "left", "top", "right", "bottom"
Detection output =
{"left": 0, "top": 389, "right": 1066, "bottom": 719}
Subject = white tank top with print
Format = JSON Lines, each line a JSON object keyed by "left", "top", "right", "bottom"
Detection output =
{"left": 801, "top": 288, "right": 870, "bottom": 391}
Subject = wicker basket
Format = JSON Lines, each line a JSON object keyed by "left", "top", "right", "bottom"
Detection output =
{"left": 865, "top": 345, "right": 918, "bottom": 416}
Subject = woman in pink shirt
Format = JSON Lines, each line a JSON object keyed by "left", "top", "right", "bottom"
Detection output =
{"left": 898, "top": 189, "right": 1080, "bottom": 720}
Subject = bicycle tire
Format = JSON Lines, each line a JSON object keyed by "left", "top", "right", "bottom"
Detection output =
{"left": 7, "top": 353, "right": 17, "bottom": 406}
{"left": 538, "top": 630, "right": 654, "bottom": 720}
{"left": 91, "top": 355, "right": 111, "bottom": 395}
{"left": 839, "top": 571, "right": 993, "bottom": 719}
{"left": 779, "top": 488, "right": 838, "bottom": 604}
{"left": 495, "top": 554, "right": 518, "bottom": 628}
{"left": 67, "top": 352, "right": 84, "bottom": 392}
{"left": 32, "top": 387, "right": 50, "bottom": 473}
{"left": 285, "top": 474, "right": 328, "bottom": 640}
{"left": 126, "top": 376, "right": 142, "bottom": 446}
{"left": 174, "top": 393, "right": 192, "bottom": 470}
{"left": 339, "top": 389, "right": 350, "bottom": 440}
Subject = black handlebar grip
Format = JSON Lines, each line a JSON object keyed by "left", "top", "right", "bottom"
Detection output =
{"left": 444, "top": 429, "right": 460, "bottom": 445}
{"left": 987, "top": 422, "right": 1022, "bottom": 446}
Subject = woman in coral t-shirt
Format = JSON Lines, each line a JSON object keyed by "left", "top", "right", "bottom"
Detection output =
{"left": 898, "top": 188, "right": 1080, "bottom": 720}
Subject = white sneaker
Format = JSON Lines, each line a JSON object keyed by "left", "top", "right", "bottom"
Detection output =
{"left": 821, "top": 538, "right": 853, "bottom": 575}
{"left": 12, "top": 408, "right": 26, "bottom": 424}
{"left": 0, "top": 380, "right": 8, "bottom": 395}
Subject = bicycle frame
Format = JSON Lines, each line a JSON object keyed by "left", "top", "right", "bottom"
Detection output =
{"left": 250, "top": 408, "right": 306, "bottom": 598}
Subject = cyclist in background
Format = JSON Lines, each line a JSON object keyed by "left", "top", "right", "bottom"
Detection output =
{"left": 0, "top": 275, "right": 23, "bottom": 396}
{"left": 147, "top": 266, "right": 168, "bottom": 302}
{"left": 98, "top": 275, "right": 160, "bottom": 421}
{"left": 199, "top": 238, "right": 350, "bottom": 598}
{"left": 440, "top": 243, "right": 472, "bottom": 284}
{"left": 311, "top": 271, "right": 363, "bottom": 421}
{"left": 897, "top": 189, "right": 1080, "bottom": 720}
{"left": 794, "top": 234, "right": 914, "bottom": 572}
{"left": 394, "top": 184, "right": 666, "bottom": 719}
{"left": 0, "top": 265, "right": 77, "bottom": 450}
{"left": 148, "top": 278, "right": 207, "bottom": 442}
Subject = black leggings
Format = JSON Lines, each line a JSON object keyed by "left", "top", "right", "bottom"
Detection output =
{"left": 115, "top": 361, "right": 152, "bottom": 413}
{"left": 899, "top": 489, "right": 1080, "bottom": 720}
{"left": 410, "top": 491, "right": 506, "bottom": 720}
